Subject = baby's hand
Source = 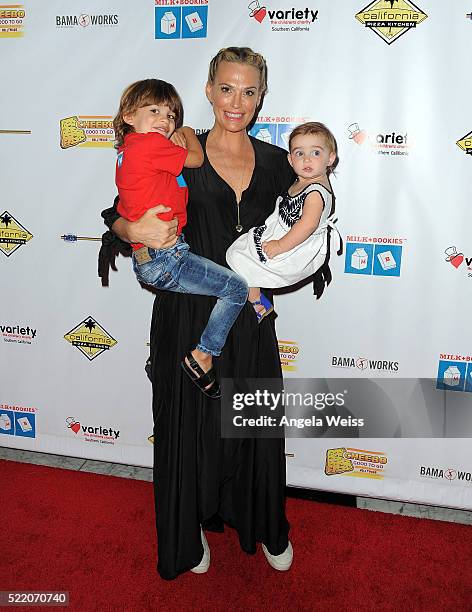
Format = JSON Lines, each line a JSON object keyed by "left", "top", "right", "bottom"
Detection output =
{"left": 170, "top": 130, "right": 188, "bottom": 149}
{"left": 262, "top": 240, "right": 282, "bottom": 259}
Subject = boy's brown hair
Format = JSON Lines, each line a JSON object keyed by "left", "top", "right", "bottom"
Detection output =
{"left": 113, "top": 79, "right": 183, "bottom": 147}
{"left": 289, "top": 122, "right": 339, "bottom": 175}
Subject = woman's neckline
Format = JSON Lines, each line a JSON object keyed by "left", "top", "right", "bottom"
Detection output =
{"left": 202, "top": 131, "right": 257, "bottom": 204}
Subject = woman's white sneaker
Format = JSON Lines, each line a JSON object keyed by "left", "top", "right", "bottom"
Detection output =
{"left": 190, "top": 528, "right": 210, "bottom": 574}
{"left": 262, "top": 541, "right": 293, "bottom": 571}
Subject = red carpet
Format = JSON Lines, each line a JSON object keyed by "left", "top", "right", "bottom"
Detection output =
{"left": 1, "top": 459, "right": 471, "bottom": 611}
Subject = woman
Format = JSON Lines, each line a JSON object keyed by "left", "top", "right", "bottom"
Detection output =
{"left": 102, "top": 47, "right": 295, "bottom": 580}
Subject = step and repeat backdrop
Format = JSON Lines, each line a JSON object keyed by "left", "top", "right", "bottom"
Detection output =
{"left": 1, "top": 1, "right": 471, "bottom": 509}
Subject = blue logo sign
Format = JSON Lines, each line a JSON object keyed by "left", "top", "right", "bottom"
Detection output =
{"left": 436, "top": 360, "right": 472, "bottom": 392}
{"left": 249, "top": 123, "right": 298, "bottom": 151}
{"left": 345, "top": 242, "right": 402, "bottom": 277}
{"left": 0, "top": 410, "right": 36, "bottom": 437}
{"left": 155, "top": 5, "right": 208, "bottom": 39}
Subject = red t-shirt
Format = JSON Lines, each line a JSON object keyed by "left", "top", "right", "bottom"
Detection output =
{"left": 116, "top": 132, "right": 188, "bottom": 249}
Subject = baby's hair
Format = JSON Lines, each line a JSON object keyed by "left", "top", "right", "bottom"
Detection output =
{"left": 113, "top": 79, "right": 183, "bottom": 148}
{"left": 289, "top": 122, "right": 339, "bottom": 175}
{"left": 207, "top": 47, "right": 268, "bottom": 97}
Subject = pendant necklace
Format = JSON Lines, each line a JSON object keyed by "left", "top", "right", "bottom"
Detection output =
{"left": 218, "top": 145, "right": 248, "bottom": 233}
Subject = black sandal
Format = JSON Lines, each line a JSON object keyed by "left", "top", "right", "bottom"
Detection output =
{"left": 181, "top": 353, "right": 221, "bottom": 399}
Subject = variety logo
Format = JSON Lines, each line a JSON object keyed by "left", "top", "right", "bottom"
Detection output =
{"left": 155, "top": 0, "right": 208, "bottom": 39}
{"left": 436, "top": 353, "right": 472, "bottom": 393}
{"left": 248, "top": 1, "right": 319, "bottom": 32}
{"left": 456, "top": 130, "right": 472, "bottom": 156}
{"left": 59, "top": 116, "right": 114, "bottom": 149}
{"left": 0, "top": 211, "right": 33, "bottom": 257}
{"left": 348, "top": 123, "right": 410, "bottom": 156}
{"left": 325, "top": 447, "right": 388, "bottom": 479}
{"left": 1, "top": 323, "right": 37, "bottom": 345}
{"left": 55, "top": 13, "right": 118, "bottom": 27}
{"left": 344, "top": 234, "right": 405, "bottom": 277}
{"left": 249, "top": 117, "right": 308, "bottom": 150}
{"left": 0, "top": 403, "right": 36, "bottom": 438}
{"left": 331, "top": 355, "right": 399, "bottom": 372}
{"left": 444, "top": 246, "right": 472, "bottom": 277}
{"left": 66, "top": 417, "right": 120, "bottom": 446}
{"left": 420, "top": 465, "right": 472, "bottom": 484}
{"left": 0, "top": 4, "right": 25, "bottom": 37}
{"left": 278, "top": 340, "right": 300, "bottom": 372}
{"left": 64, "top": 317, "right": 117, "bottom": 361}
{"left": 355, "top": 0, "right": 427, "bottom": 45}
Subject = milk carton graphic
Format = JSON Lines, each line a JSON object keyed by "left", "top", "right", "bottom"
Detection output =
{"left": 185, "top": 11, "right": 203, "bottom": 32}
{"left": 351, "top": 247, "right": 368, "bottom": 270}
{"left": 0, "top": 413, "right": 12, "bottom": 431}
{"left": 256, "top": 128, "right": 272, "bottom": 144}
{"left": 377, "top": 250, "right": 397, "bottom": 271}
{"left": 443, "top": 366, "right": 461, "bottom": 387}
{"left": 161, "top": 11, "right": 177, "bottom": 35}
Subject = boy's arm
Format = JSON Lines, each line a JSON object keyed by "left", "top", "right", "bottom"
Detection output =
{"left": 262, "top": 191, "right": 323, "bottom": 258}
{"left": 171, "top": 126, "right": 204, "bottom": 168}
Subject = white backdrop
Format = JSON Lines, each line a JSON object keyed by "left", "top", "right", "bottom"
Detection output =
{"left": 1, "top": 0, "right": 471, "bottom": 509}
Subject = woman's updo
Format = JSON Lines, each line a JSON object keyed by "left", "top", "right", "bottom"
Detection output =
{"left": 207, "top": 47, "right": 268, "bottom": 97}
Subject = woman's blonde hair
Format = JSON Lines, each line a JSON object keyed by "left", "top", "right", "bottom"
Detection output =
{"left": 289, "top": 122, "right": 339, "bottom": 175}
{"left": 113, "top": 79, "right": 183, "bottom": 148}
{"left": 207, "top": 47, "right": 268, "bottom": 97}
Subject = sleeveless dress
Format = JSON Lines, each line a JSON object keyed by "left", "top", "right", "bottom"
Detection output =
{"left": 226, "top": 182, "right": 339, "bottom": 289}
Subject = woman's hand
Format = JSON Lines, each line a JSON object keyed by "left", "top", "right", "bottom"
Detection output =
{"left": 112, "top": 205, "right": 178, "bottom": 249}
{"left": 262, "top": 240, "right": 283, "bottom": 259}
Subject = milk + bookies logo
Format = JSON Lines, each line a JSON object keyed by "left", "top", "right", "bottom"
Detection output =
{"left": 436, "top": 353, "right": 472, "bottom": 393}
{"left": 64, "top": 317, "right": 117, "bottom": 361}
{"left": 355, "top": 0, "right": 427, "bottom": 45}
{"left": 248, "top": 1, "right": 318, "bottom": 32}
{"left": 249, "top": 116, "right": 309, "bottom": 150}
{"left": 344, "top": 234, "right": 405, "bottom": 277}
{"left": 0, "top": 211, "right": 33, "bottom": 257}
{"left": 154, "top": 0, "right": 208, "bottom": 39}
{"left": 0, "top": 403, "right": 37, "bottom": 438}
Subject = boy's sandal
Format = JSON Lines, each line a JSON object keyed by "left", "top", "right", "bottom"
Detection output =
{"left": 181, "top": 353, "right": 221, "bottom": 399}
{"left": 250, "top": 292, "right": 275, "bottom": 324}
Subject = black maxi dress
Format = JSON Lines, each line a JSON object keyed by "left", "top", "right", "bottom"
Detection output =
{"left": 102, "top": 132, "right": 295, "bottom": 580}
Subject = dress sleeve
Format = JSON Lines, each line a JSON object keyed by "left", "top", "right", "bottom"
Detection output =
{"left": 98, "top": 195, "right": 131, "bottom": 287}
{"left": 101, "top": 195, "right": 120, "bottom": 230}
{"left": 148, "top": 133, "right": 188, "bottom": 175}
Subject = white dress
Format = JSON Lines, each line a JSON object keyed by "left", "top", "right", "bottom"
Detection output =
{"left": 226, "top": 182, "right": 340, "bottom": 289}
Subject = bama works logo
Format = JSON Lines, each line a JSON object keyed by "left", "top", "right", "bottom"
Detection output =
{"left": 248, "top": 1, "right": 318, "bottom": 32}
{"left": 59, "top": 116, "right": 114, "bottom": 149}
{"left": 64, "top": 317, "right": 117, "bottom": 361}
{"left": 436, "top": 354, "right": 472, "bottom": 393}
{"left": 344, "top": 235, "right": 405, "bottom": 277}
{"left": 55, "top": 14, "right": 118, "bottom": 28}
{"left": 420, "top": 466, "right": 472, "bottom": 485}
{"left": 355, "top": 0, "right": 427, "bottom": 45}
{"left": 155, "top": 0, "right": 208, "bottom": 39}
{"left": 325, "top": 447, "right": 388, "bottom": 480}
{"left": 331, "top": 356, "right": 399, "bottom": 373}
{"left": 0, "top": 211, "right": 33, "bottom": 257}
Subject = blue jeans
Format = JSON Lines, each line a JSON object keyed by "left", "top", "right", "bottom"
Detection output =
{"left": 132, "top": 235, "right": 248, "bottom": 357}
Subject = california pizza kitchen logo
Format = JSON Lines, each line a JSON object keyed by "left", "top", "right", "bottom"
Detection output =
{"left": 64, "top": 317, "right": 117, "bottom": 361}
{"left": 420, "top": 466, "right": 472, "bottom": 484}
{"left": 444, "top": 246, "right": 472, "bottom": 277}
{"left": 248, "top": 0, "right": 318, "bottom": 32}
{"left": 59, "top": 116, "right": 114, "bottom": 149}
{"left": 331, "top": 356, "right": 399, "bottom": 373}
{"left": 66, "top": 417, "right": 120, "bottom": 446}
{"left": 55, "top": 13, "right": 118, "bottom": 28}
{"left": 348, "top": 123, "right": 410, "bottom": 157}
{"left": 355, "top": 0, "right": 427, "bottom": 45}
{"left": 0, "top": 211, "right": 33, "bottom": 257}
{"left": 456, "top": 130, "right": 472, "bottom": 156}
